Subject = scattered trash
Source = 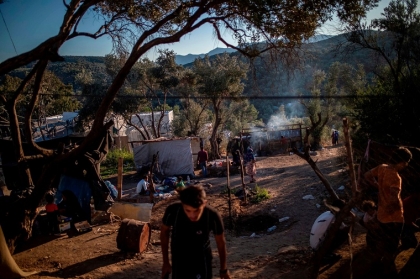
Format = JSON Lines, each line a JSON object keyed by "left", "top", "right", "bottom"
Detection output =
{"left": 270, "top": 209, "right": 276, "bottom": 212}
{"left": 250, "top": 233, "right": 256, "bottom": 238}
{"left": 337, "top": 185, "right": 345, "bottom": 191}
{"left": 316, "top": 204, "right": 321, "bottom": 209}
{"left": 267, "top": 225, "right": 277, "bottom": 233}
{"left": 279, "top": 217, "right": 290, "bottom": 223}
{"left": 302, "top": 194, "right": 315, "bottom": 200}
{"left": 338, "top": 169, "right": 345, "bottom": 173}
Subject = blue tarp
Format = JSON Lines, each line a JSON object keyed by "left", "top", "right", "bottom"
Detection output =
{"left": 104, "top": 180, "right": 118, "bottom": 200}
{"left": 55, "top": 175, "right": 92, "bottom": 222}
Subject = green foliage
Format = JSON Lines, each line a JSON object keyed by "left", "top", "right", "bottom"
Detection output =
{"left": 224, "top": 100, "right": 260, "bottom": 135}
{"left": 221, "top": 187, "right": 238, "bottom": 195}
{"left": 101, "top": 148, "right": 135, "bottom": 177}
{"left": 251, "top": 185, "right": 270, "bottom": 203}
{"left": 194, "top": 54, "right": 248, "bottom": 158}
{"left": 348, "top": 0, "right": 420, "bottom": 145}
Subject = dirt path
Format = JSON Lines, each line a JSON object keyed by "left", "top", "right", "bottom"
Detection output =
{"left": 12, "top": 146, "right": 419, "bottom": 278}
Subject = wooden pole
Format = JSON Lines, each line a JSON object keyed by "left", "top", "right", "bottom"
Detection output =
{"left": 226, "top": 156, "right": 232, "bottom": 230}
{"left": 148, "top": 153, "right": 158, "bottom": 204}
{"left": 342, "top": 118, "right": 358, "bottom": 193}
{"left": 117, "top": 157, "right": 123, "bottom": 200}
{"left": 237, "top": 151, "right": 247, "bottom": 203}
{"left": 309, "top": 118, "right": 360, "bottom": 279}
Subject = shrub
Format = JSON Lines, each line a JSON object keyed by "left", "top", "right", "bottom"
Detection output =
{"left": 252, "top": 185, "right": 270, "bottom": 203}
{"left": 101, "top": 148, "right": 135, "bottom": 177}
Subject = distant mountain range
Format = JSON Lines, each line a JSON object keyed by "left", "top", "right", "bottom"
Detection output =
{"left": 175, "top": 47, "right": 237, "bottom": 65}
{"left": 303, "top": 34, "right": 334, "bottom": 43}
{"left": 174, "top": 34, "right": 333, "bottom": 64}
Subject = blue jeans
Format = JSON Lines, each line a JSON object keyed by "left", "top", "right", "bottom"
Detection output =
{"left": 199, "top": 162, "right": 207, "bottom": 177}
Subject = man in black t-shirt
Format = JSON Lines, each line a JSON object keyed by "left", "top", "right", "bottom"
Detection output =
{"left": 160, "top": 185, "right": 231, "bottom": 279}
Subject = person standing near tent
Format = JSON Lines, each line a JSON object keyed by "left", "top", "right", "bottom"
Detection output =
{"left": 197, "top": 146, "right": 208, "bottom": 178}
{"left": 160, "top": 185, "right": 231, "bottom": 279}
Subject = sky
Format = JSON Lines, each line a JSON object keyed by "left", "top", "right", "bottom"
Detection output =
{"left": 0, "top": 0, "right": 395, "bottom": 63}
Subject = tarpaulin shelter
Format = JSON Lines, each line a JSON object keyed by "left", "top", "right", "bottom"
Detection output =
{"left": 132, "top": 137, "right": 200, "bottom": 177}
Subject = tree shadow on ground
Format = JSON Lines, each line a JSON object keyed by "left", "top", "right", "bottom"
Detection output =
{"left": 14, "top": 233, "right": 69, "bottom": 254}
{"left": 37, "top": 251, "right": 126, "bottom": 278}
{"left": 321, "top": 245, "right": 420, "bottom": 279}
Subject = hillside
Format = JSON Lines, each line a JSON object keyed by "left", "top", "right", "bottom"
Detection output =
{"left": 175, "top": 47, "right": 237, "bottom": 65}
{"left": 6, "top": 32, "right": 385, "bottom": 122}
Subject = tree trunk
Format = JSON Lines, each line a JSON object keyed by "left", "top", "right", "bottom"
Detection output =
{"left": 210, "top": 103, "right": 222, "bottom": 159}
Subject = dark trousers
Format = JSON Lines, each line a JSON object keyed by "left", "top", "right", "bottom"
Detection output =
{"left": 172, "top": 249, "right": 213, "bottom": 279}
{"left": 46, "top": 211, "right": 58, "bottom": 234}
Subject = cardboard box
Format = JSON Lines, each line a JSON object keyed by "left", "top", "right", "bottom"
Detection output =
{"left": 59, "top": 222, "right": 71, "bottom": 232}
{"left": 58, "top": 215, "right": 72, "bottom": 223}
{"left": 74, "top": 221, "right": 92, "bottom": 233}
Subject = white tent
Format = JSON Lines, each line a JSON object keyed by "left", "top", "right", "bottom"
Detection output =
{"left": 133, "top": 137, "right": 200, "bottom": 177}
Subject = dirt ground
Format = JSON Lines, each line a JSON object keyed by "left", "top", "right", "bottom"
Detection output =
{"left": 12, "top": 145, "right": 420, "bottom": 279}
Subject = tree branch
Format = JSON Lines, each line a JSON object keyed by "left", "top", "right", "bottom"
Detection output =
{"left": 24, "top": 59, "right": 54, "bottom": 157}
{"left": 0, "top": 0, "right": 99, "bottom": 75}
{"left": 62, "top": 0, "right": 70, "bottom": 9}
{"left": 293, "top": 128, "right": 340, "bottom": 201}
{"left": 89, "top": 2, "right": 216, "bottom": 134}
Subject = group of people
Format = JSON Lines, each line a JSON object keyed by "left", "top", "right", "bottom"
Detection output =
{"left": 309, "top": 145, "right": 420, "bottom": 276}
{"left": 45, "top": 190, "right": 87, "bottom": 235}
{"left": 227, "top": 137, "right": 257, "bottom": 183}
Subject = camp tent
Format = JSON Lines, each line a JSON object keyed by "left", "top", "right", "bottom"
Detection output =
{"left": 133, "top": 137, "right": 201, "bottom": 177}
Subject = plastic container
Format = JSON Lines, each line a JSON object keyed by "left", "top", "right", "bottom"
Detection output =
{"left": 267, "top": 225, "right": 277, "bottom": 233}
{"left": 109, "top": 202, "right": 153, "bottom": 222}
{"left": 187, "top": 175, "right": 191, "bottom": 184}
{"left": 279, "top": 217, "right": 290, "bottom": 223}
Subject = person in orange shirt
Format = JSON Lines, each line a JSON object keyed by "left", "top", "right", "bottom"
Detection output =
{"left": 364, "top": 146, "right": 412, "bottom": 276}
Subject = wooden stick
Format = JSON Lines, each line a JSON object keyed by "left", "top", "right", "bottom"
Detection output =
{"left": 293, "top": 128, "right": 340, "bottom": 201}
{"left": 226, "top": 156, "right": 232, "bottom": 230}
{"left": 238, "top": 151, "right": 247, "bottom": 203}
{"left": 148, "top": 153, "right": 158, "bottom": 204}
{"left": 343, "top": 118, "right": 358, "bottom": 193}
{"left": 309, "top": 118, "right": 360, "bottom": 279}
{"left": 117, "top": 157, "right": 123, "bottom": 200}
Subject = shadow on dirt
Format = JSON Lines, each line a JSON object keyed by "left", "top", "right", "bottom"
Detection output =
{"left": 36, "top": 251, "right": 127, "bottom": 278}
{"left": 321, "top": 245, "right": 420, "bottom": 279}
{"left": 234, "top": 214, "right": 278, "bottom": 235}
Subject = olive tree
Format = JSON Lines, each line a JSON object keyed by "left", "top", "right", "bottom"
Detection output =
{"left": 0, "top": 0, "right": 378, "bottom": 253}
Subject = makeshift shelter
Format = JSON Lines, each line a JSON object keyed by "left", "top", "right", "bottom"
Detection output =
{"left": 133, "top": 137, "right": 200, "bottom": 177}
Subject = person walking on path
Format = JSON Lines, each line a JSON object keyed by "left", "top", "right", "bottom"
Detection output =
{"left": 197, "top": 147, "right": 208, "bottom": 178}
{"left": 160, "top": 185, "right": 231, "bottom": 279}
